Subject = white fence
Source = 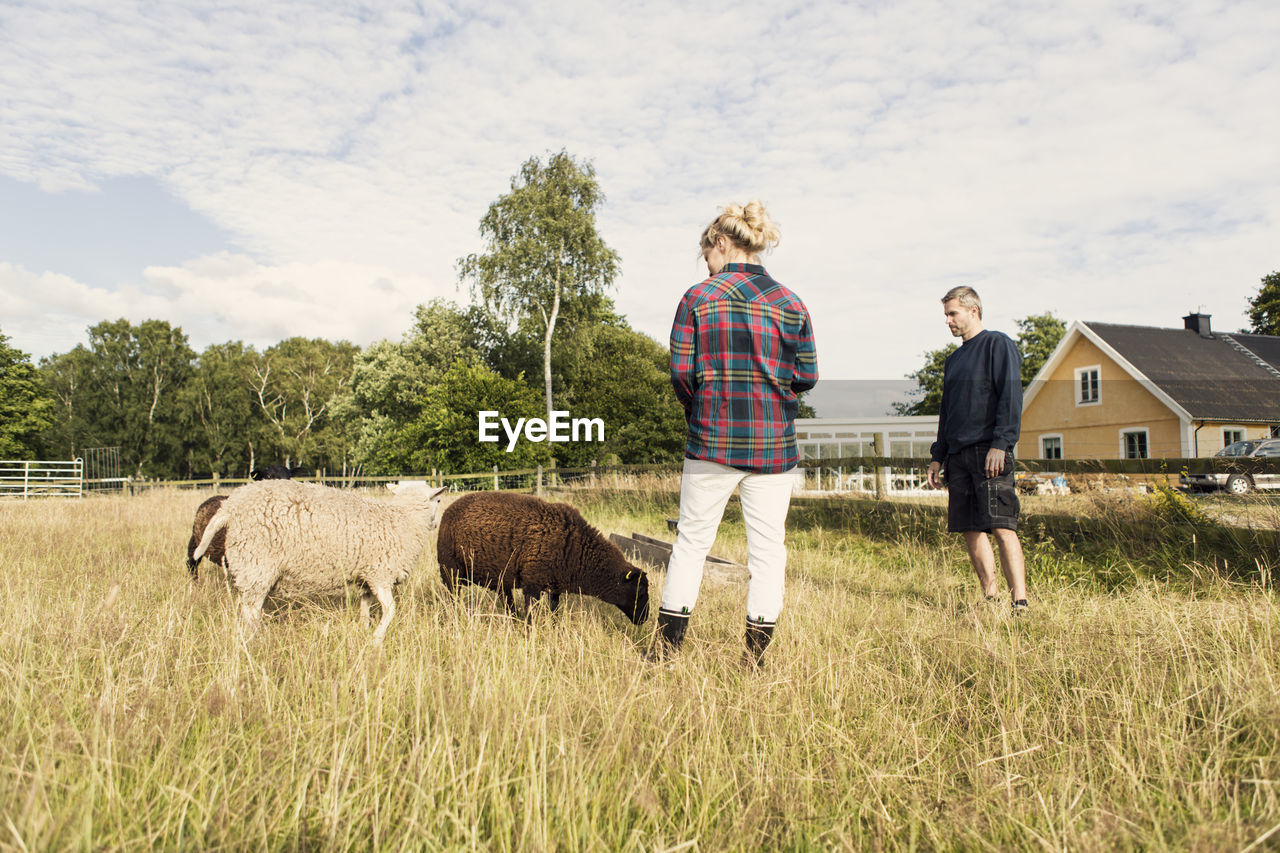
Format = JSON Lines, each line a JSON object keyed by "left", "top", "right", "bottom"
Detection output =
{"left": 0, "top": 459, "right": 83, "bottom": 500}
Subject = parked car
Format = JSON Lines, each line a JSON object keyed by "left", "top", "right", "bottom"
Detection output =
{"left": 1181, "top": 438, "right": 1280, "bottom": 494}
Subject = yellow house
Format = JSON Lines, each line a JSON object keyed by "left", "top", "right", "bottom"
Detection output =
{"left": 1020, "top": 314, "right": 1280, "bottom": 460}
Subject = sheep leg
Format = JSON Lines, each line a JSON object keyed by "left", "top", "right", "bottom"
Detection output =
{"left": 521, "top": 585, "right": 544, "bottom": 624}
{"left": 499, "top": 583, "right": 518, "bottom": 618}
{"left": 439, "top": 565, "right": 459, "bottom": 594}
{"left": 239, "top": 590, "right": 268, "bottom": 638}
{"left": 548, "top": 592, "right": 561, "bottom": 612}
{"left": 370, "top": 585, "right": 396, "bottom": 644}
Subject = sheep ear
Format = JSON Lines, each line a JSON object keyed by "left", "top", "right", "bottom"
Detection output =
{"left": 428, "top": 486, "right": 448, "bottom": 501}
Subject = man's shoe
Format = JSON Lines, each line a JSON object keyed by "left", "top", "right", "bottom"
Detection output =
{"left": 1012, "top": 599, "right": 1030, "bottom": 616}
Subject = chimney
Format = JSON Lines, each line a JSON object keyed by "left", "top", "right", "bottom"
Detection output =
{"left": 1182, "top": 312, "right": 1212, "bottom": 338}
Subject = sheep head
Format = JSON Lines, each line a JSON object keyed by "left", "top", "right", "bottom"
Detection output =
{"left": 390, "top": 485, "right": 449, "bottom": 528}
{"left": 603, "top": 567, "right": 649, "bottom": 625}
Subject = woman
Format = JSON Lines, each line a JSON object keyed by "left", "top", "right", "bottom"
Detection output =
{"left": 652, "top": 200, "right": 818, "bottom": 665}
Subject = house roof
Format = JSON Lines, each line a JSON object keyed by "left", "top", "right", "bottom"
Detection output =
{"left": 1232, "top": 332, "right": 1280, "bottom": 372}
{"left": 1084, "top": 322, "right": 1280, "bottom": 423}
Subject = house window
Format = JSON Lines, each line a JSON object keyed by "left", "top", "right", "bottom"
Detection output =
{"left": 1272, "top": 425, "right": 1280, "bottom": 438}
{"left": 1040, "top": 435, "right": 1063, "bottom": 459}
{"left": 1222, "top": 427, "right": 1245, "bottom": 447}
{"left": 1074, "top": 365, "right": 1100, "bottom": 405}
{"left": 1122, "top": 429, "right": 1149, "bottom": 459}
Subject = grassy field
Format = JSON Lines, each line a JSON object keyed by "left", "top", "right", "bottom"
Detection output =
{"left": 1, "top": 486, "right": 1278, "bottom": 851}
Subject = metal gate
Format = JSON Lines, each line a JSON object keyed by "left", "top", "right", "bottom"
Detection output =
{"left": 0, "top": 459, "right": 83, "bottom": 499}
{"left": 82, "top": 446, "right": 126, "bottom": 492}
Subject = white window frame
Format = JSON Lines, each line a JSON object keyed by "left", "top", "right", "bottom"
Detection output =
{"left": 1074, "top": 365, "right": 1101, "bottom": 406}
{"left": 1221, "top": 426, "right": 1246, "bottom": 448}
{"left": 1120, "top": 427, "right": 1150, "bottom": 459}
{"left": 1039, "top": 434, "right": 1064, "bottom": 460}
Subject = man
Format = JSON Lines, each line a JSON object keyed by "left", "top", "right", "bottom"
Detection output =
{"left": 924, "top": 286, "right": 1029, "bottom": 613}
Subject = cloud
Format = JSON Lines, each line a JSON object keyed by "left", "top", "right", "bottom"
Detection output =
{"left": 0, "top": 0, "right": 1277, "bottom": 378}
{"left": 0, "top": 263, "right": 164, "bottom": 356}
{"left": 0, "top": 255, "right": 458, "bottom": 357}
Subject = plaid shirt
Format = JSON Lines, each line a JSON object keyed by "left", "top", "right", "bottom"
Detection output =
{"left": 670, "top": 263, "right": 818, "bottom": 473}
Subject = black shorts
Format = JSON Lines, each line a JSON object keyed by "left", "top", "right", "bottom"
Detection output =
{"left": 944, "top": 445, "right": 1019, "bottom": 533}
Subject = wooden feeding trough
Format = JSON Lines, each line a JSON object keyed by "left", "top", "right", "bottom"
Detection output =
{"left": 608, "top": 530, "right": 747, "bottom": 587}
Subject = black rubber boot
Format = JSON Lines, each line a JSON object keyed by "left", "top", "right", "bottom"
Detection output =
{"left": 644, "top": 610, "right": 689, "bottom": 661}
{"left": 743, "top": 621, "right": 775, "bottom": 667}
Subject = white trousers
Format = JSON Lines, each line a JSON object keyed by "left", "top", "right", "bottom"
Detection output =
{"left": 659, "top": 458, "right": 795, "bottom": 626}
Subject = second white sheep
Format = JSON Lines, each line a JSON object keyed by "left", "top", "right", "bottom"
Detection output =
{"left": 193, "top": 479, "right": 447, "bottom": 642}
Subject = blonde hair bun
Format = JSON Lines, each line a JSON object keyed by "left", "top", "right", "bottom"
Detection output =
{"left": 701, "top": 199, "right": 781, "bottom": 255}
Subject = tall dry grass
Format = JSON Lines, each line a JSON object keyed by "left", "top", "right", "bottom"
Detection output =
{"left": 0, "top": 487, "right": 1277, "bottom": 851}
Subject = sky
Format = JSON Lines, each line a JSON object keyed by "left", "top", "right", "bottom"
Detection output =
{"left": 2, "top": 0, "right": 1278, "bottom": 407}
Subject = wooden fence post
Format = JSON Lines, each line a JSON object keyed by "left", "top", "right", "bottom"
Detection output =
{"left": 872, "top": 433, "right": 888, "bottom": 500}
{"left": 537, "top": 465, "right": 544, "bottom": 496}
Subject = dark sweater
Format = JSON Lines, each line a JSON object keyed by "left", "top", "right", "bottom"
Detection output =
{"left": 929, "top": 329, "right": 1023, "bottom": 462}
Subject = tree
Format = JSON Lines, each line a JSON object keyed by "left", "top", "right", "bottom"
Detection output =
{"left": 1246, "top": 271, "right": 1280, "bottom": 335}
{"left": 395, "top": 362, "right": 552, "bottom": 474}
{"left": 38, "top": 346, "right": 97, "bottom": 459}
{"left": 95, "top": 319, "right": 196, "bottom": 477}
{"left": 552, "top": 323, "right": 687, "bottom": 466}
{"left": 342, "top": 299, "right": 489, "bottom": 473}
{"left": 1015, "top": 312, "right": 1066, "bottom": 387}
{"left": 249, "top": 337, "right": 358, "bottom": 472}
{"left": 38, "top": 319, "right": 196, "bottom": 477}
{"left": 891, "top": 344, "right": 957, "bottom": 416}
{"left": 0, "top": 329, "right": 55, "bottom": 458}
{"left": 180, "top": 341, "right": 259, "bottom": 477}
{"left": 351, "top": 300, "right": 486, "bottom": 423}
{"left": 458, "top": 150, "right": 621, "bottom": 425}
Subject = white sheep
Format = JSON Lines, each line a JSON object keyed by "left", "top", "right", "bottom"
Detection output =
{"left": 193, "top": 479, "right": 447, "bottom": 642}
{"left": 386, "top": 479, "right": 429, "bottom": 495}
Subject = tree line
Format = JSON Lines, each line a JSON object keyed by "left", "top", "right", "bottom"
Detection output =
{"left": 0, "top": 294, "right": 690, "bottom": 480}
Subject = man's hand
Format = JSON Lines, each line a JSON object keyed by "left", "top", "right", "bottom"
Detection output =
{"left": 927, "top": 460, "right": 943, "bottom": 489}
{"left": 984, "top": 447, "right": 1007, "bottom": 478}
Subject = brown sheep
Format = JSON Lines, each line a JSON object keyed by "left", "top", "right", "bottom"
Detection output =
{"left": 187, "top": 495, "right": 228, "bottom": 578}
{"left": 437, "top": 492, "right": 650, "bottom": 625}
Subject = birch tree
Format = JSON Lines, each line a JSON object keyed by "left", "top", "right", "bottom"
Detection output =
{"left": 458, "top": 151, "right": 620, "bottom": 423}
{"left": 249, "top": 337, "right": 357, "bottom": 470}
